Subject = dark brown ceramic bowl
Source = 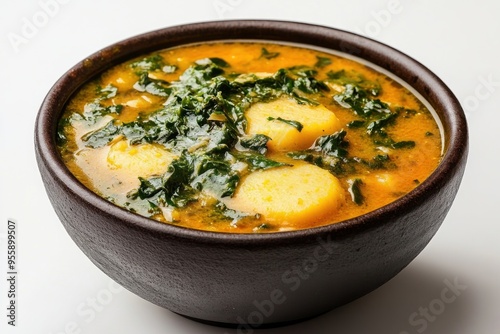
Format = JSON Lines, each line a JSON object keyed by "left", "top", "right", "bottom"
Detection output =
{"left": 35, "top": 20, "right": 468, "bottom": 328}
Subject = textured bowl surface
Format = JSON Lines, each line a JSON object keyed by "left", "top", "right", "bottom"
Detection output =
{"left": 35, "top": 20, "right": 468, "bottom": 327}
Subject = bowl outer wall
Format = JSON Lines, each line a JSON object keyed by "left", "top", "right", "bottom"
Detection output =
{"left": 34, "top": 20, "right": 468, "bottom": 325}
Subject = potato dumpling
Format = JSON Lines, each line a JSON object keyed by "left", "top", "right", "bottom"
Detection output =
{"left": 245, "top": 97, "right": 342, "bottom": 151}
{"left": 107, "top": 140, "right": 176, "bottom": 177}
{"left": 224, "top": 163, "right": 344, "bottom": 224}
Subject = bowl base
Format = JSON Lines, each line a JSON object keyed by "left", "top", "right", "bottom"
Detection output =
{"left": 176, "top": 311, "right": 321, "bottom": 329}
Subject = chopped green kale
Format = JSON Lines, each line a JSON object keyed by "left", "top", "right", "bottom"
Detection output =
{"left": 234, "top": 152, "right": 291, "bottom": 172}
{"left": 239, "top": 134, "right": 271, "bottom": 154}
{"left": 133, "top": 72, "right": 171, "bottom": 97}
{"left": 74, "top": 52, "right": 419, "bottom": 213}
{"left": 267, "top": 116, "right": 304, "bottom": 132}
{"left": 314, "top": 56, "right": 332, "bottom": 68}
{"left": 130, "top": 54, "right": 165, "bottom": 72}
{"left": 347, "top": 178, "right": 364, "bottom": 205}
{"left": 327, "top": 70, "right": 381, "bottom": 96}
{"left": 81, "top": 120, "right": 121, "bottom": 148}
{"left": 313, "top": 130, "right": 349, "bottom": 157}
{"left": 333, "top": 84, "right": 416, "bottom": 149}
{"left": 287, "top": 130, "right": 351, "bottom": 176}
{"left": 260, "top": 47, "right": 280, "bottom": 60}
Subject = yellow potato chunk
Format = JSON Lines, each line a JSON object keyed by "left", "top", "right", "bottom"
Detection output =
{"left": 245, "top": 97, "right": 342, "bottom": 152}
{"left": 107, "top": 140, "right": 176, "bottom": 177}
{"left": 224, "top": 163, "right": 344, "bottom": 224}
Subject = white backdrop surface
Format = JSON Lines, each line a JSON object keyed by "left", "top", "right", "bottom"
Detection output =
{"left": 1, "top": 1, "right": 499, "bottom": 333}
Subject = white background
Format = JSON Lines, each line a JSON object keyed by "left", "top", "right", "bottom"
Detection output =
{"left": 1, "top": 0, "right": 499, "bottom": 333}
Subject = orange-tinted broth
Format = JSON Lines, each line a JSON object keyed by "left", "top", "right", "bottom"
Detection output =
{"left": 58, "top": 42, "right": 442, "bottom": 233}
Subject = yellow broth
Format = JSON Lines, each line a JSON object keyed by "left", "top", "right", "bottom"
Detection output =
{"left": 57, "top": 42, "right": 442, "bottom": 233}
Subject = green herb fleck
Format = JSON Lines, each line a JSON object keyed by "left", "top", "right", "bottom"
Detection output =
{"left": 130, "top": 54, "right": 165, "bottom": 72}
{"left": 366, "top": 113, "right": 397, "bottom": 135}
{"left": 347, "top": 178, "right": 364, "bottom": 205}
{"left": 347, "top": 120, "right": 365, "bottom": 128}
{"left": 327, "top": 70, "right": 381, "bottom": 96}
{"left": 209, "top": 57, "right": 230, "bottom": 68}
{"left": 133, "top": 72, "right": 171, "bottom": 97}
{"left": 314, "top": 56, "right": 332, "bottom": 68}
{"left": 312, "top": 130, "right": 349, "bottom": 158}
{"left": 267, "top": 116, "right": 304, "bottom": 132}
{"left": 235, "top": 152, "right": 291, "bottom": 172}
{"left": 239, "top": 134, "right": 271, "bottom": 154}
{"left": 260, "top": 48, "right": 280, "bottom": 60}
{"left": 81, "top": 120, "right": 121, "bottom": 148}
{"left": 97, "top": 84, "right": 118, "bottom": 99}
{"left": 391, "top": 141, "right": 416, "bottom": 149}
{"left": 287, "top": 130, "right": 351, "bottom": 176}
{"left": 358, "top": 154, "right": 395, "bottom": 170}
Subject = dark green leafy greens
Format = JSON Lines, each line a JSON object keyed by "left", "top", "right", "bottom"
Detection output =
{"left": 288, "top": 130, "right": 353, "bottom": 176}
{"left": 314, "top": 56, "right": 332, "bottom": 68}
{"left": 82, "top": 56, "right": 337, "bottom": 211}
{"left": 333, "top": 84, "right": 415, "bottom": 149}
{"left": 260, "top": 47, "right": 280, "bottom": 60}
{"left": 238, "top": 134, "right": 271, "bottom": 154}
{"left": 347, "top": 178, "right": 364, "bottom": 205}
{"left": 57, "top": 84, "right": 124, "bottom": 147}
{"left": 266, "top": 116, "right": 303, "bottom": 132}
{"left": 327, "top": 70, "right": 381, "bottom": 96}
{"left": 82, "top": 121, "right": 121, "bottom": 148}
{"left": 84, "top": 85, "right": 124, "bottom": 122}
{"left": 133, "top": 73, "right": 171, "bottom": 97}
{"left": 234, "top": 152, "right": 291, "bottom": 172}
{"left": 66, "top": 49, "right": 424, "bottom": 214}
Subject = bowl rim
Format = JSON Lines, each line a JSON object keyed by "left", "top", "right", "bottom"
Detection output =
{"left": 35, "top": 19, "right": 468, "bottom": 244}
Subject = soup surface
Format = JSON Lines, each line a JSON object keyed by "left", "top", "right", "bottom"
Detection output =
{"left": 57, "top": 42, "right": 442, "bottom": 233}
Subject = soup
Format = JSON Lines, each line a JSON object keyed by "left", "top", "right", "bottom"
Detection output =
{"left": 57, "top": 42, "right": 442, "bottom": 233}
